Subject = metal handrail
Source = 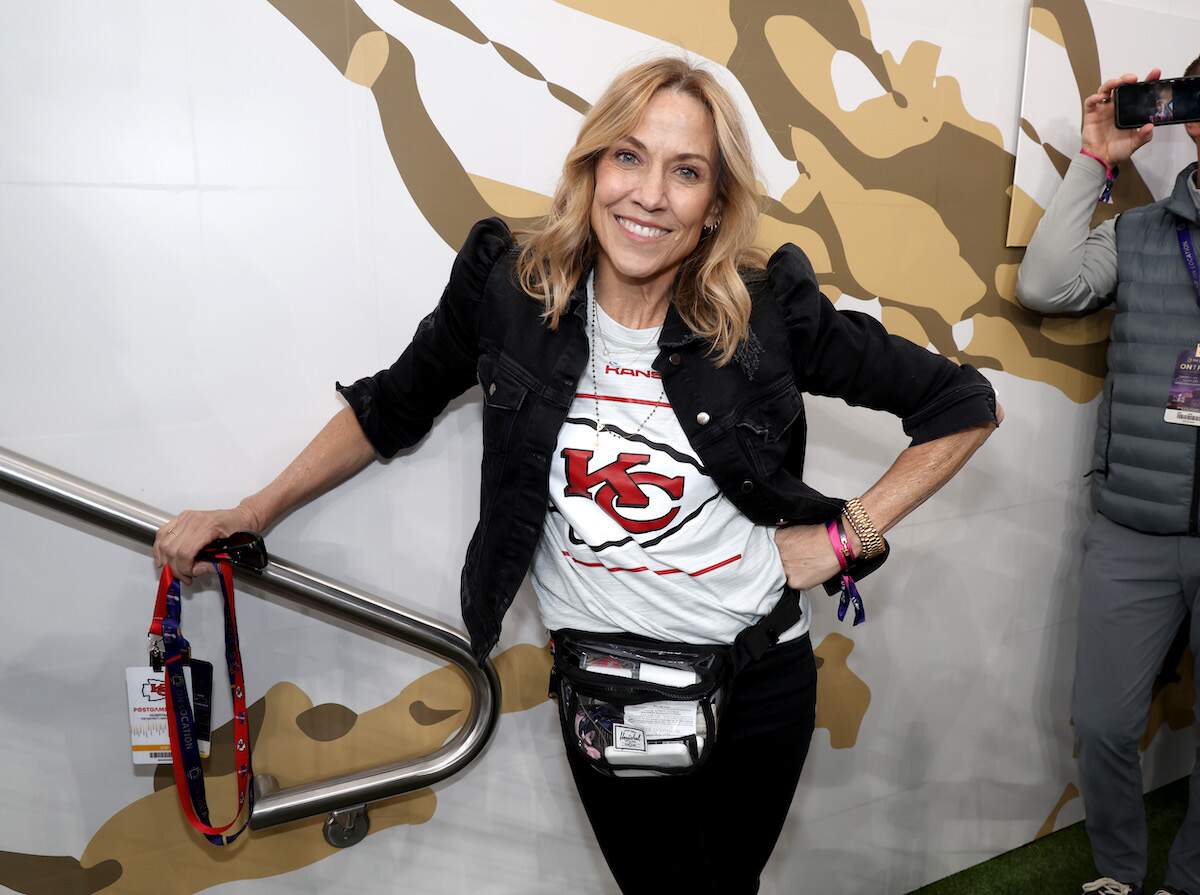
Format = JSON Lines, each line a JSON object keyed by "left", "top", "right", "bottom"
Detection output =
{"left": 0, "top": 445, "right": 501, "bottom": 843}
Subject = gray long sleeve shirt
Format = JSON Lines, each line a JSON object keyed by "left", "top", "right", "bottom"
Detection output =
{"left": 1016, "top": 153, "right": 1200, "bottom": 313}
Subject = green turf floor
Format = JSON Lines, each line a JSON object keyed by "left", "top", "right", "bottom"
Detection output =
{"left": 910, "top": 778, "right": 1190, "bottom": 894}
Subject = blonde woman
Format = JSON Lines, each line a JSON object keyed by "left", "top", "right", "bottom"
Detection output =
{"left": 156, "top": 58, "right": 1000, "bottom": 892}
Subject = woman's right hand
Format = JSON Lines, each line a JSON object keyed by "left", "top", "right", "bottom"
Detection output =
{"left": 1082, "top": 68, "right": 1160, "bottom": 166}
{"left": 153, "top": 504, "right": 262, "bottom": 585}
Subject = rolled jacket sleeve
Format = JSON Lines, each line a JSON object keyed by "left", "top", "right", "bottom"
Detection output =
{"left": 767, "top": 243, "right": 997, "bottom": 444}
{"left": 336, "top": 217, "right": 513, "bottom": 458}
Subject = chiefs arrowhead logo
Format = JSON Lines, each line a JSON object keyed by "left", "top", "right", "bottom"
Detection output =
{"left": 557, "top": 419, "right": 720, "bottom": 551}
{"left": 562, "top": 449, "right": 683, "bottom": 533}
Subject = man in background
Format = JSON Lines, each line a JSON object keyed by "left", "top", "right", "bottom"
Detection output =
{"left": 1019, "top": 57, "right": 1200, "bottom": 895}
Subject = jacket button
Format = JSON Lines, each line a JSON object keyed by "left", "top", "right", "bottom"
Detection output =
{"left": 488, "top": 382, "right": 497, "bottom": 396}
{"left": 696, "top": 412, "right": 710, "bottom": 425}
{"left": 740, "top": 480, "right": 754, "bottom": 493}
{"left": 669, "top": 353, "right": 681, "bottom": 366}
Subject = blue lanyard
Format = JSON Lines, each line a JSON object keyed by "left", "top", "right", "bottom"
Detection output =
{"left": 1178, "top": 220, "right": 1200, "bottom": 307}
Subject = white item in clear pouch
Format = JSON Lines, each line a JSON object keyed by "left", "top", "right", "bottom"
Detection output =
{"left": 611, "top": 723, "right": 647, "bottom": 752}
{"left": 624, "top": 700, "right": 698, "bottom": 739}
{"left": 638, "top": 662, "right": 698, "bottom": 687}
{"left": 604, "top": 738, "right": 703, "bottom": 768}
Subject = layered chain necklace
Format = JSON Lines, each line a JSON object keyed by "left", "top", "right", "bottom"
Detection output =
{"left": 588, "top": 287, "right": 667, "bottom": 446}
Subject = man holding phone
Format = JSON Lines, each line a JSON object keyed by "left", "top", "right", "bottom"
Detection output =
{"left": 1018, "top": 57, "right": 1200, "bottom": 895}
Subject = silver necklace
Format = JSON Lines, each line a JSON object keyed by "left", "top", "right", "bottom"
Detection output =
{"left": 594, "top": 301, "right": 662, "bottom": 362}
{"left": 588, "top": 291, "right": 666, "bottom": 445}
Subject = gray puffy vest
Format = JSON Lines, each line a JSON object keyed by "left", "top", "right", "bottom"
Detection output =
{"left": 1094, "top": 162, "right": 1200, "bottom": 534}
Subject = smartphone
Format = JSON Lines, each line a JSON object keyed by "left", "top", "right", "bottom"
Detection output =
{"left": 1114, "top": 77, "right": 1200, "bottom": 129}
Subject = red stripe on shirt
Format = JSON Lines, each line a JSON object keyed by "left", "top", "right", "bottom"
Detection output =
{"left": 561, "top": 550, "right": 742, "bottom": 577}
{"left": 575, "top": 392, "right": 672, "bottom": 409}
{"left": 687, "top": 554, "right": 744, "bottom": 577}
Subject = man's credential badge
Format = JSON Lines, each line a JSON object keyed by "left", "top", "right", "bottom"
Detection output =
{"left": 1165, "top": 344, "right": 1200, "bottom": 426}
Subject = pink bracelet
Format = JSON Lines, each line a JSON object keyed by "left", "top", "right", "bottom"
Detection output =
{"left": 825, "top": 520, "right": 851, "bottom": 570}
{"left": 825, "top": 519, "right": 867, "bottom": 626}
{"left": 1079, "top": 148, "right": 1118, "bottom": 204}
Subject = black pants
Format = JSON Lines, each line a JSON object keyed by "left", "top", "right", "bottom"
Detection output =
{"left": 564, "top": 634, "right": 818, "bottom": 894}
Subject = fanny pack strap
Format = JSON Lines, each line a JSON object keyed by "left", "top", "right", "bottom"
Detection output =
{"left": 729, "top": 586, "right": 804, "bottom": 675}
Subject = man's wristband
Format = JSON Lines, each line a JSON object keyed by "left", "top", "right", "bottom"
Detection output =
{"left": 1079, "top": 147, "right": 1118, "bottom": 204}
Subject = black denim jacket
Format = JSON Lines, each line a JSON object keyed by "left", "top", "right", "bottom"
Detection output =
{"left": 338, "top": 218, "right": 997, "bottom": 662}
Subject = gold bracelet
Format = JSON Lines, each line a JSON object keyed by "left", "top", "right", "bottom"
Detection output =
{"left": 843, "top": 497, "right": 884, "bottom": 559}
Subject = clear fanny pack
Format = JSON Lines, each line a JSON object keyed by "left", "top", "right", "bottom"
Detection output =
{"left": 550, "top": 629, "right": 731, "bottom": 777}
{"left": 548, "top": 583, "right": 820, "bottom": 778}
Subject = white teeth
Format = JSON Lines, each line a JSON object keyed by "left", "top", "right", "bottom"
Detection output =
{"left": 616, "top": 216, "right": 668, "bottom": 238}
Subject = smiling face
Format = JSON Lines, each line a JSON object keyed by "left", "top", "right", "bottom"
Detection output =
{"left": 589, "top": 88, "right": 720, "bottom": 295}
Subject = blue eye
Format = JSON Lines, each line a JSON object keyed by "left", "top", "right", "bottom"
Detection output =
{"left": 677, "top": 166, "right": 700, "bottom": 181}
{"left": 614, "top": 149, "right": 638, "bottom": 165}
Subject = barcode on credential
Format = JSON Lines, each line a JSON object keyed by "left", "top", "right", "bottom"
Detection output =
{"left": 1169, "top": 410, "right": 1200, "bottom": 423}
{"left": 148, "top": 751, "right": 172, "bottom": 759}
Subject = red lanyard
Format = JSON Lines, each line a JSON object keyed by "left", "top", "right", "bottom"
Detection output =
{"left": 149, "top": 558, "right": 253, "bottom": 845}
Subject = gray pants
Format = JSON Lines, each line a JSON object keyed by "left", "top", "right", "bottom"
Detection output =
{"left": 1075, "top": 513, "right": 1200, "bottom": 890}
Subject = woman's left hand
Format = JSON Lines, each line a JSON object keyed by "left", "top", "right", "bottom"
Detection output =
{"left": 774, "top": 524, "right": 842, "bottom": 591}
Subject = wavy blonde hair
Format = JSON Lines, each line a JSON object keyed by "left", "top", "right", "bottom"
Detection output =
{"left": 515, "top": 57, "right": 764, "bottom": 365}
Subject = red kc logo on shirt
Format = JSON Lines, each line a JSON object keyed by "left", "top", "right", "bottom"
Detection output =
{"left": 560, "top": 449, "right": 685, "bottom": 533}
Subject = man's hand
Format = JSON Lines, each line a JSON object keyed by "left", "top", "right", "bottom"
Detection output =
{"left": 1082, "top": 69, "right": 1161, "bottom": 166}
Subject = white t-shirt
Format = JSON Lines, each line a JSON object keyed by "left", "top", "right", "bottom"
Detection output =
{"left": 530, "top": 275, "right": 808, "bottom": 644}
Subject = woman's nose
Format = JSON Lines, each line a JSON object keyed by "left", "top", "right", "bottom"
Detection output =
{"left": 631, "top": 167, "right": 668, "bottom": 211}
